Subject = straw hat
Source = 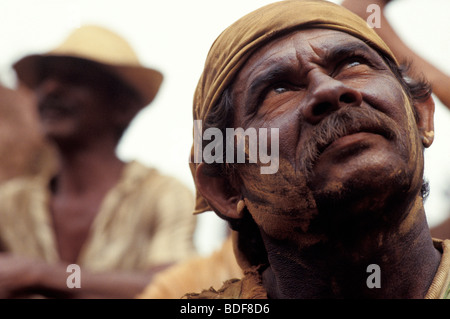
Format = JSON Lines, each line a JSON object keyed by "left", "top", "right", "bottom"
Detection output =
{"left": 13, "top": 24, "right": 163, "bottom": 107}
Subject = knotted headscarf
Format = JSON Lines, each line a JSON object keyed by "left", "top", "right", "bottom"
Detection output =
{"left": 190, "top": 0, "right": 398, "bottom": 214}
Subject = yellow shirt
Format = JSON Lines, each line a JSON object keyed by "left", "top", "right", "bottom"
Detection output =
{"left": 0, "top": 161, "right": 197, "bottom": 271}
{"left": 425, "top": 239, "right": 450, "bottom": 299}
{"left": 138, "top": 235, "right": 243, "bottom": 299}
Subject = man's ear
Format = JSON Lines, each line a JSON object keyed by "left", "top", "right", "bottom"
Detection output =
{"left": 414, "top": 95, "right": 435, "bottom": 148}
{"left": 195, "top": 162, "right": 243, "bottom": 220}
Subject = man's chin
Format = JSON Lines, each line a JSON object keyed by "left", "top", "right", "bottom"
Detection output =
{"left": 311, "top": 174, "right": 414, "bottom": 231}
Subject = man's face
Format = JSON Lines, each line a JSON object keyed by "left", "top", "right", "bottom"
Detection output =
{"left": 35, "top": 62, "right": 116, "bottom": 143}
{"left": 231, "top": 29, "right": 424, "bottom": 240}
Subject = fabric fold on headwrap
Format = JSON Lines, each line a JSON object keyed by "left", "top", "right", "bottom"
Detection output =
{"left": 190, "top": 0, "right": 398, "bottom": 214}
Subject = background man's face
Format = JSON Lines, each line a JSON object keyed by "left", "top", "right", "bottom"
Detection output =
{"left": 231, "top": 29, "right": 424, "bottom": 240}
{"left": 35, "top": 63, "right": 117, "bottom": 143}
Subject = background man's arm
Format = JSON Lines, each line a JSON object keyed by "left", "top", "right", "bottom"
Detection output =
{"left": 0, "top": 253, "right": 172, "bottom": 298}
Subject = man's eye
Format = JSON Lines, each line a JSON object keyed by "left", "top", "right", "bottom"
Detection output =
{"left": 341, "top": 55, "right": 373, "bottom": 70}
{"left": 272, "top": 84, "right": 290, "bottom": 94}
{"left": 257, "top": 83, "right": 293, "bottom": 108}
{"left": 333, "top": 55, "right": 374, "bottom": 76}
{"left": 347, "top": 60, "right": 362, "bottom": 68}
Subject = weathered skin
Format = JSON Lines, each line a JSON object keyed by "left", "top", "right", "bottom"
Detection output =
{"left": 197, "top": 28, "right": 440, "bottom": 298}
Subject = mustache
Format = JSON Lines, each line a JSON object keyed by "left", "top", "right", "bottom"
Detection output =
{"left": 298, "top": 106, "right": 403, "bottom": 176}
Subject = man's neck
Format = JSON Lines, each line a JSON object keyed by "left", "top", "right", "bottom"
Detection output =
{"left": 261, "top": 203, "right": 441, "bottom": 299}
{"left": 51, "top": 146, "right": 125, "bottom": 196}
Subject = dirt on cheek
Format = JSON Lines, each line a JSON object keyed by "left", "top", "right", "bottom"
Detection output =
{"left": 240, "top": 158, "right": 318, "bottom": 240}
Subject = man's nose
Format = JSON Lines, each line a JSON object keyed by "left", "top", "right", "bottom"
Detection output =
{"left": 37, "top": 78, "right": 64, "bottom": 97}
{"left": 302, "top": 70, "right": 362, "bottom": 124}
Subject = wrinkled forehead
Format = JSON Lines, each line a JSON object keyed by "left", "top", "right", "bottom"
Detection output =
{"left": 236, "top": 28, "right": 386, "bottom": 79}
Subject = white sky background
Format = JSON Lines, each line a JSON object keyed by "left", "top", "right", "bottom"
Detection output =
{"left": 0, "top": 0, "right": 449, "bottom": 255}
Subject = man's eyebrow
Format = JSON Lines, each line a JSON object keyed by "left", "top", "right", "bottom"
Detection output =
{"left": 248, "top": 64, "right": 293, "bottom": 95}
{"left": 322, "top": 41, "right": 379, "bottom": 62}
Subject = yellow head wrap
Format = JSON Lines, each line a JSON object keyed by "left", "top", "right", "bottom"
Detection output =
{"left": 190, "top": 0, "right": 398, "bottom": 214}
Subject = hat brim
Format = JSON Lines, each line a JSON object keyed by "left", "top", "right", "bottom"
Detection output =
{"left": 13, "top": 54, "right": 163, "bottom": 107}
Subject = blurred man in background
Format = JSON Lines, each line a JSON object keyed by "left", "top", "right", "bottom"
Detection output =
{"left": 0, "top": 25, "right": 197, "bottom": 298}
